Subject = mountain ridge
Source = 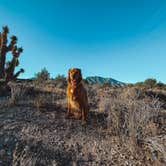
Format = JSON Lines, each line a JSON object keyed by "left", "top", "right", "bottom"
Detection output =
{"left": 86, "top": 76, "right": 125, "bottom": 85}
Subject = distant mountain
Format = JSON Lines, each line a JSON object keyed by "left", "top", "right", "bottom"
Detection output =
{"left": 86, "top": 76, "right": 125, "bottom": 85}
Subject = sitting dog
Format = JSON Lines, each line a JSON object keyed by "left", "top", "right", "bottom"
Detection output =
{"left": 66, "top": 68, "right": 89, "bottom": 125}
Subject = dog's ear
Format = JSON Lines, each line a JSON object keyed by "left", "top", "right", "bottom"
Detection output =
{"left": 67, "top": 68, "right": 71, "bottom": 83}
{"left": 78, "top": 69, "right": 82, "bottom": 81}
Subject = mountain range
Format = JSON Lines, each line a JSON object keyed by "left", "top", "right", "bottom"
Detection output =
{"left": 85, "top": 76, "right": 125, "bottom": 85}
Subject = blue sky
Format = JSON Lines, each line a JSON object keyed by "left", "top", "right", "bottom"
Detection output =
{"left": 0, "top": 0, "right": 166, "bottom": 83}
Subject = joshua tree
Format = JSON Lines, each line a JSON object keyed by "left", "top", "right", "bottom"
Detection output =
{"left": 0, "top": 26, "right": 24, "bottom": 81}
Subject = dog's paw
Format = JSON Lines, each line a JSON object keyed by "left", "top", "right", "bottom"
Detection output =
{"left": 81, "top": 120, "right": 86, "bottom": 127}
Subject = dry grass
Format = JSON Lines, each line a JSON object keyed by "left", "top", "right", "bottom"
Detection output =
{"left": 98, "top": 87, "right": 162, "bottom": 138}
{"left": 7, "top": 82, "right": 28, "bottom": 105}
{"left": 0, "top": 81, "right": 165, "bottom": 166}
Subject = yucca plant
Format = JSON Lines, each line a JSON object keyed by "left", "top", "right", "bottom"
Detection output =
{"left": 0, "top": 26, "right": 24, "bottom": 82}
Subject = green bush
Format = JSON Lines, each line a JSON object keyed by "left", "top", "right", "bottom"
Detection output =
{"left": 34, "top": 68, "right": 50, "bottom": 83}
{"left": 144, "top": 78, "right": 157, "bottom": 88}
{"left": 135, "top": 82, "right": 144, "bottom": 87}
{"left": 135, "top": 78, "right": 161, "bottom": 89}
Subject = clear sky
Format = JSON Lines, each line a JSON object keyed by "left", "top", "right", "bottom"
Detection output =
{"left": 0, "top": 0, "right": 166, "bottom": 83}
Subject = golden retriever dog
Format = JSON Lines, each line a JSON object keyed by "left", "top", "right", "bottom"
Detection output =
{"left": 66, "top": 68, "right": 89, "bottom": 125}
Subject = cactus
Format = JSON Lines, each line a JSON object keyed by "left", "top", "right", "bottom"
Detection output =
{"left": 0, "top": 26, "right": 24, "bottom": 81}
{"left": 0, "top": 26, "right": 8, "bottom": 78}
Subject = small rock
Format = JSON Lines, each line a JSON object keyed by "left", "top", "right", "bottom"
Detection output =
{"left": 0, "top": 149, "right": 6, "bottom": 157}
{"left": 4, "top": 137, "right": 9, "bottom": 144}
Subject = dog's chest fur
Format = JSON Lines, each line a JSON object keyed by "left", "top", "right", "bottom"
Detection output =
{"left": 69, "top": 87, "right": 81, "bottom": 110}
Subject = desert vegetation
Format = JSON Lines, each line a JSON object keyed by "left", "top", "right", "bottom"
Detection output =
{"left": 132, "top": 78, "right": 166, "bottom": 90}
{"left": 0, "top": 26, "right": 165, "bottom": 166}
{"left": 0, "top": 26, "right": 24, "bottom": 81}
{"left": 0, "top": 74, "right": 165, "bottom": 165}
{"left": 0, "top": 26, "right": 24, "bottom": 97}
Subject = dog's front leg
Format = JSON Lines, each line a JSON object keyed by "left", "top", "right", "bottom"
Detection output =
{"left": 81, "top": 108, "right": 86, "bottom": 126}
{"left": 66, "top": 99, "right": 71, "bottom": 118}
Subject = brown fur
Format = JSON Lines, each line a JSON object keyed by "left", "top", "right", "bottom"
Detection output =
{"left": 66, "top": 68, "right": 89, "bottom": 125}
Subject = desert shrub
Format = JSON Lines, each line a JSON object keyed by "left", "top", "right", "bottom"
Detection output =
{"left": 126, "top": 97, "right": 161, "bottom": 139}
{"left": 99, "top": 88, "right": 162, "bottom": 140}
{"left": 144, "top": 78, "right": 157, "bottom": 88}
{"left": 33, "top": 93, "right": 57, "bottom": 112}
{"left": 34, "top": 68, "right": 50, "bottom": 83}
{"left": 135, "top": 78, "right": 166, "bottom": 89}
{"left": 126, "top": 83, "right": 134, "bottom": 87}
{"left": 135, "top": 82, "right": 144, "bottom": 88}
{"left": 8, "top": 82, "right": 27, "bottom": 105}
{"left": 54, "top": 74, "right": 67, "bottom": 88}
{"left": 55, "top": 74, "right": 65, "bottom": 81}
{"left": 34, "top": 95, "right": 47, "bottom": 111}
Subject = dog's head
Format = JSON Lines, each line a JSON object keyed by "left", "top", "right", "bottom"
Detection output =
{"left": 68, "top": 68, "right": 82, "bottom": 85}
